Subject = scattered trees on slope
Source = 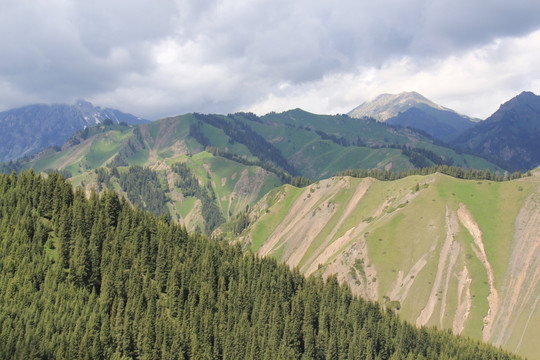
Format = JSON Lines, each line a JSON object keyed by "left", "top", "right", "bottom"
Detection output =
{"left": 338, "top": 165, "right": 528, "bottom": 182}
{"left": 172, "top": 162, "right": 224, "bottom": 234}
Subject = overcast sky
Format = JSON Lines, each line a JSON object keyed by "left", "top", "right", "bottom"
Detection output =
{"left": 1, "top": 0, "right": 540, "bottom": 120}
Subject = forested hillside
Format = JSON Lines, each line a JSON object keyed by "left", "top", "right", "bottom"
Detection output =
{"left": 0, "top": 170, "right": 522, "bottom": 359}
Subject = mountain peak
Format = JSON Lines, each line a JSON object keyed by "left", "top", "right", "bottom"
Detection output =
{"left": 517, "top": 90, "right": 537, "bottom": 98}
{"left": 450, "top": 91, "right": 540, "bottom": 170}
{"left": 74, "top": 99, "right": 96, "bottom": 113}
{"left": 348, "top": 91, "right": 446, "bottom": 121}
{"left": 508, "top": 90, "right": 538, "bottom": 104}
{"left": 513, "top": 90, "right": 539, "bottom": 107}
{"left": 493, "top": 91, "right": 540, "bottom": 119}
{"left": 347, "top": 91, "right": 477, "bottom": 140}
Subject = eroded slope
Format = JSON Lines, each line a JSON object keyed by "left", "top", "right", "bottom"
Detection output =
{"left": 234, "top": 172, "right": 540, "bottom": 359}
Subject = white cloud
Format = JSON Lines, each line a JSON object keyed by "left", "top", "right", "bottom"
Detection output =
{"left": 246, "top": 30, "right": 540, "bottom": 119}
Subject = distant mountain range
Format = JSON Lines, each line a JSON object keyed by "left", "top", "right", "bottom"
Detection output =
{"left": 348, "top": 91, "right": 478, "bottom": 140}
{"left": 0, "top": 99, "right": 147, "bottom": 162}
{"left": 13, "top": 108, "right": 501, "bottom": 180}
{"left": 0, "top": 89, "right": 538, "bottom": 175}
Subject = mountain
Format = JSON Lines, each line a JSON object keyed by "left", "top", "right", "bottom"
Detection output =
{"left": 222, "top": 170, "right": 540, "bottom": 359}
{"left": 1, "top": 109, "right": 503, "bottom": 234}
{"left": 450, "top": 91, "right": 540, "bottom": 171}
{"left": 10, "top": 117, "right": 284, "bottom": 234}
{"left": 0, "top": 99, "right": 148, "bottom": 162}
{"left": 348, "top": 92, "right": 477, "bottom": 140}
{"left": 0, "top": 170, "right": 522, "bottom": 359}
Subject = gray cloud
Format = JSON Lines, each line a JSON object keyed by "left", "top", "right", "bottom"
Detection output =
{"left": 1, "top": 0, "right": 540, "bottom": 118}
{"left": 0, "top": 0, "right": 178, "bottom": 100}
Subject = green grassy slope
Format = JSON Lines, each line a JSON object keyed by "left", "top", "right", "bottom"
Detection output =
{"left": 17, "top": 118, "right": 283, "bottom": 234}
{"left": 253, "top": 109, "right": 500, "bottom": 175}
{"left": 1, "top": 109, "right": 531, "bottom": 357}
{"left": 16, "top": 109, "right": 503, "bottom": 181}
{"left": 226, "top": 171, "right": 540, "bottom": 359}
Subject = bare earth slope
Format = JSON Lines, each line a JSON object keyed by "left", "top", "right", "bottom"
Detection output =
{"left": 235, "top": 172, "right": 540, "bottom": 359}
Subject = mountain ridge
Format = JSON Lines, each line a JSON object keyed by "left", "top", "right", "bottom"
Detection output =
{"left": 0, "top": 108, "right": 503, "bottom": 235}
{"left": 1, "top": 95, "right": 539, "bottom": 357}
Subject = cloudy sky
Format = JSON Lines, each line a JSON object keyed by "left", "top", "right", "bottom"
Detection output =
{"left": 1, "top": 0, "right": 540, "bottom": 120}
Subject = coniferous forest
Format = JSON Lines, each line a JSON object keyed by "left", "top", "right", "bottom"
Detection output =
{"left": 0, "top": 170, "right": 522, "bottom": 359}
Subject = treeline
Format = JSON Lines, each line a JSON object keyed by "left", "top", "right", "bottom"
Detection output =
{"left": 314, "top": 130, "right": 364, "bottom": 147}
{"left": 231, "top": 111, "right": 263, "bottom": 124}
{"left": 220, "top": 205, "right": 251, "bottom": 236}
{"left": 107, "top": 127, "right": 146, "bottom": 168}
{"left": 192, "top": 113, "right": 297, "bottom": 176}
{"left": 367, "top": 144, "right": 452, "bottom": 168}
{"left": 337, "top": 165, "right": 528, "bottom": 182}
{"left": 401, "top": 146, "right": 452, "bottom": 167}
{"left": 171, "top": 162, "right": 224, "bottom": 234}
{"left": 206, "top": 146, "right": 291, "bottom": 183}
{"left": 206, "top": 146, "right": 312, "bottom": 187}
{"left": 63, "top": 121, "right": 131, "bottom": 150}
{"left": 0, "top": 170, "right": 522, "bottom": 359}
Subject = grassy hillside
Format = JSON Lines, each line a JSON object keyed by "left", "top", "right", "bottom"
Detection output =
{"left": 224, "top": 171, "right": 540, "bottom": 359}
{"left": 253, "top": 109, "right": 500, "bottom": 177}
{"left": 15, "top": 119, "right": 282, "bottom": 234}
{"left": 13, "top": 109, "right": 503, "bottom": 181}
{"left": 0, "top": 108, "right": 531, "bottom": 357}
